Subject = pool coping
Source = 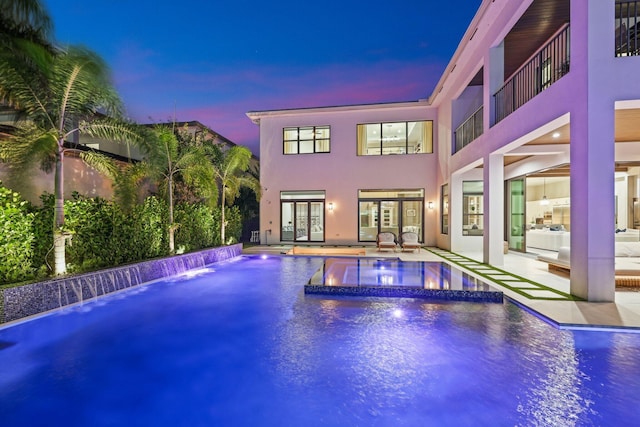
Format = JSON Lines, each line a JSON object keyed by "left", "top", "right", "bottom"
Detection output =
{"left": 0, "top": 244, "right": 242, "bottom": 324}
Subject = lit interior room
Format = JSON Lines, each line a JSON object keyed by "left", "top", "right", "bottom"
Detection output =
{"left": 521, "top": 166, "right": 640, "bottom": 255}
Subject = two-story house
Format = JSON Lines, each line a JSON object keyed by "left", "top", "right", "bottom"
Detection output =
{"left": 248, "top": 0, "right": 640, "bottom": 303}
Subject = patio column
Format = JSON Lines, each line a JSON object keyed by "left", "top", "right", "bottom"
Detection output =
{"left": 483, "top": 153, "right": 505, "bottom": 266}
{"left": 569, "top": 0, "right": 615, "bottom": 301}
{"left": 449, "top": 172, "right": 464, "bottom": 253}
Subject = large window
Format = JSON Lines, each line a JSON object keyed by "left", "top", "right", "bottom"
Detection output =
{"left": 358, "top": 189, "right": 424, "bottom": 241}
{"left": 283, "top": 126, "right": 330, "bottom": 154}
{"left": 463, "top": 181, "right": 483, "bottom": 236}
{"left": 441, "top": 184, "right": 449, "bottom": 235}
{"left": 357, "top": 121, "right": 432, "bottom": 156}
{"left": 281, "top": 191, "right": 325, "bottom": 242}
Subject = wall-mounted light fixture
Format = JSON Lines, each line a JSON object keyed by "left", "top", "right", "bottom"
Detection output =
{"left": 428, "top": 201, "right": 435, "bottom": 210}
{"left": 328, "top": 202, "right": 334, "bottom": 211}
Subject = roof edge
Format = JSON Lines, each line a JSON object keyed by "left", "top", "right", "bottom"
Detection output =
{"left": 246, "top": 100, "right": 430, "bottom": 123}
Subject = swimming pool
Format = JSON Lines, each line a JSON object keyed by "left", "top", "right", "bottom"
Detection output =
{"left": 1, "top": 255, "right": 640, "bottom": 426}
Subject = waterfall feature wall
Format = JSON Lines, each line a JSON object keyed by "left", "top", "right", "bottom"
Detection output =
{"left": 0, "top": 244, "right": 242, "bottom": 324}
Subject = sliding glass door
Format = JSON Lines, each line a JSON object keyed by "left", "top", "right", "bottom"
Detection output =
{"left": 507, "top": 178, "right": 525, "bottom": 251}
{"left": 358, "top": 189, "right": 424, "bottom": 242}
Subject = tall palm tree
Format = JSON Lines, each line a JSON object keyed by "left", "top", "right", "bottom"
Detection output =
{"left": 214, "top": 145, "right": 260, "bottom": 244}
{"left": 144, "top": 125, "right": 217, "bottom": 253}
{"left": 0, "top": 42, "right": 141, "bottom": 275}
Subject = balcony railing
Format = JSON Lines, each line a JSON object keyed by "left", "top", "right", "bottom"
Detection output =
{"left": 493, "top": 25, "right": 570, "bottom": 124}
{"left": 454, "top": 106, "right": 483, "bottom": 153}
{"left": 616, "top": 1, "right": 640, "bottom": 57}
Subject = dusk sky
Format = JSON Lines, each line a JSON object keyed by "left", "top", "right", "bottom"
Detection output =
{"left": 43, "top": 0, "right": 482, "bottom": 156}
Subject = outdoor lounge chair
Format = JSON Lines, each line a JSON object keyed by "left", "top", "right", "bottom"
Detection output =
{"left": 400, "top": 232, "right": 421, "bottom": 252}
{"left": 377, "top": 232, "right": 397, "bottom": 252}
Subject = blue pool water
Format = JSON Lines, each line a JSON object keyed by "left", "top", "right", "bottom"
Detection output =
{"left": 1, "top": 255, "right": 640, "bottom": 426}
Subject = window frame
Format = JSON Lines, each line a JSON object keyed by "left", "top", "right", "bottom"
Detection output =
{"left": 280, "top": 191, "right": 326, "bottom": 242}
{"left": 283, "top": 126, "right": 331, "bottom": 155}
{"left": 462, "top": 181, "right": 484, "bottom": 236}
{"left": 356, "top": 121, "right": 433, "bottom": 156}
{"left": 357, "top": 189, "right": 424, "bottom": 242}
{"left": 441, "top": 184, "right": 449, "bottom": 235}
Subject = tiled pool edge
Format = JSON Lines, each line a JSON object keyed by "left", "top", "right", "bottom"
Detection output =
{"left": 0, "top": 244, "right": 242, "bottom": 324}
{"left": 304, "top": 285, "right": 504, "bottom": 303}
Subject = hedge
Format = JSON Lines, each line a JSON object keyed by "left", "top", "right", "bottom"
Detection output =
{"left": 0, "top": 183, "right": 243, "bottom": 284}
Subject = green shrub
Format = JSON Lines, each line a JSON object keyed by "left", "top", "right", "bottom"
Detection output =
{"left": 1, "top": 185, "right": 244, "bottom": 283}
{"left": 224, "top": 206, "right": 242, "bottom": 244}
{"left": 63, "top": 195, "right": 170, "bottom": 270}
{"left": 64, "top": 194, "right": 118, "bottom": 270}
{"left": 0, "top": 183, "right": 35, "bottom": 284}
{"left": 31, "top": 193, "right": 54, "bottom": 274}
{"left": 175, "top": 203, "right": 216, "bottom": 251}
{"left": 125, "top": 196, "right": 169, "bottom": 261}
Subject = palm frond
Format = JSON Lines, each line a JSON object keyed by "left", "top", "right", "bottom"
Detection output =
{"left": 77, "top": 150, "right": 119, "bottom": 179}
{"left": 0, "top": 0, "right": 53, "bottom": 43}
{"left": 51, "top": 46, "right": 123, "bottom": 119}
{"left": 78, "top": 118, "right": 143, "bottom": 147}
{"left": 113, "top": 162, "right": 150, "bottom": 212}
{"left": 1, "top": 120, "right": 56, "bottom": 167}
{"left": 0, "top": 40, "right": 54, "bottom": 124}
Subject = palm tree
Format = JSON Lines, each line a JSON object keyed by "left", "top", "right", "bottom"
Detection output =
{"left": 214, "top": 146, "right": 260, "bottom": 244}
{"left": 144, "top": 125, "right": 217, "bottom": 253}
{"left": 0, "top": 42, "right": 141, "bottom": 275}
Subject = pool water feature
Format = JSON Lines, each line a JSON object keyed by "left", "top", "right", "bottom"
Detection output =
{"left": 1, "top": 255, "right": 640, "bottom": 426}
{"left": 305, "top": 257, "right": 503, "bottom": 302}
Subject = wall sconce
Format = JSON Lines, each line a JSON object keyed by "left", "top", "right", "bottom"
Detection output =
{"left": 328, "top": 202, "right": 334, "bottom": 211}
{"left": 428, "top": 201, "right": 435, "bottom": 210}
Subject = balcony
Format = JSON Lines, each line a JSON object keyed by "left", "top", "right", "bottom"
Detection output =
{"left": 454, "top": 106, "right": 483, "bottom": 153}
{"left": 616, "top": 1, "right": 640, "bottom": 57}
{"left": 493, "top": 25, "right": 570, "bottom": 124}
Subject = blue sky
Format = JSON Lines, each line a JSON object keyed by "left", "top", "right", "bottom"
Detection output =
{"left": 43, "top": 0, "right": 482, "bottom": 155}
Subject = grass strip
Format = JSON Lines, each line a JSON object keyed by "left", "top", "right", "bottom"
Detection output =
{"left": 426, "top": 248, "right": 582, "bottom": 301}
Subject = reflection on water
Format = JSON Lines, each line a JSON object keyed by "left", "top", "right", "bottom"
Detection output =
{"left": 310, "top": 258, "right": 492, "bottom": 291}
{"left": 1, "top": 256, "right": 640, "bottom": 426}
{"left": 274, "top": 277, "right": 640, "bottom": 426}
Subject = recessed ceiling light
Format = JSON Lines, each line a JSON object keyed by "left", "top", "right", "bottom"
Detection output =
{"left": 552, "top": 132, "right": 561, "bottom": 138}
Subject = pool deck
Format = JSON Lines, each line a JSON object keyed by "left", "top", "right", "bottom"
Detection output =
{"left": 243, "top": 245, "right": 640, "bottom": 331}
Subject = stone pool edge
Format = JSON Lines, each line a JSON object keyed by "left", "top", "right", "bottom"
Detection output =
{"left": 0, "top": 244, "right": 242, "bottom": 324}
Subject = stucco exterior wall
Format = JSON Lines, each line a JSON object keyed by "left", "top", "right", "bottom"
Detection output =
{"left": 0, "top": 156, "right": 114, "bottom": 204}
{"left": 257, "top": 103, "right": 439, "bottom": 245}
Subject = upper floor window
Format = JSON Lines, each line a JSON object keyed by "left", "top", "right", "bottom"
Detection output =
{"left": 357, "top": 121, "right": 433, "bottom": 156}
{"left": 283, "top": 126, "right": 330, "bottom": 154}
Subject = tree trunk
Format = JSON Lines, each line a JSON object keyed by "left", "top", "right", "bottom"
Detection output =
{"left": 221, "top": 187, "right": 226, "bottom": 245}
{"left": 168, "top": 175, "right": 175, "bottom": 253}
{"left": 53, "top": 143, "right": 66, "bottom": 275}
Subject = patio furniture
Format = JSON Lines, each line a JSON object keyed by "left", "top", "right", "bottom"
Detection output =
{"left": 400, "top": 232, "right": 421, "bottom": 252}
{"left": 377, "top": 232, "right": 397, "bottom": 252}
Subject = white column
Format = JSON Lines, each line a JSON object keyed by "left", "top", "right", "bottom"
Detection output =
{"left": 450, "top": 173, "right": 464, "bottom": 252}
{"left": 568, "top": 0, "right": 615, "bottom": 301}
{"left": 483, "top": 153, "right": 505, "bottom": 266}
